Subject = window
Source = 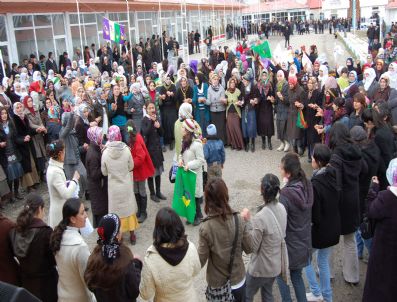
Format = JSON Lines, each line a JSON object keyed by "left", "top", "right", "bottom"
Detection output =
{"left": 53, "top": 14, "right": 65, "bottom": 35}
{"left": 13, "top": 15, "right": 33, "bottom": 28}
{"left": 0, "top": 16, "right": 7, "bottom": 42}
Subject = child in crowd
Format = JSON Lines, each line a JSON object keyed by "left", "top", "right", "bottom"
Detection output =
{"left": 203, "top": 124, "right": 225, "bottom": 180}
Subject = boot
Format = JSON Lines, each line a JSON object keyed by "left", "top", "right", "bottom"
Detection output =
{"left": 129, "top": 231, "right": 136, "bottom": 245}
{"left": 138, "top": 195, "right": 147, "bottom": 223}
{"left": 250, "top": 138, "right": 255, "bottom": 153}
{"left": 261, "top": 136, "right": 266, "bottom": 150}
{"left": 298, "top": 146, "right": 304, "bottom": 157}
{"left": 135, "top": 193, "right": 141, "bottom": 218}
{"left": 244, "top": 138, "right": 249, "bottom": 152}
{"left": 155, "top": 176, "right": 167, "bottom": 200}
{"left": 148, "top": 178, "right": 160, "bottom": 202}
{"left": 283, "top": 141, "right": 290, "bottom": 152}
{"left": 293, "top": 144, "right": 298, "bottom": 154}
{"left": 13, "top": 181, "right": 23, "bottom": 200}
{"left": 193, "top": 197, "right": 203, "bottom": 226}
{"left": 277, "top": 140, "right": 285, "bottom": 151}
{"left": 267, "top": 136, "right": 273, "bottom": 150}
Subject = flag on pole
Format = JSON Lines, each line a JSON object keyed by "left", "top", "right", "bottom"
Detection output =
{"left": 119, "top": 24, "right": 125, "bottom": 44}
{"left": 109, "top": 20, "right": 115, "bottom": 41}
{"left": 103, "top": 18, "right": 110, "bottom": 40}
{"left": 251, "top": 40, "right": 272, "bottom": 59}
{"left": 114, "top": 23, "right": 121, "bottom": 43}
{"left": 172, "top": 168, "right": 197, "bottom": 223}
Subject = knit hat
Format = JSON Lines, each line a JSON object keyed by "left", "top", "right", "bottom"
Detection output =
{"left": 97, "top": 213, "right": 121, "bottom": 263}
{"left": 183, "top": 118, "right": 196, "bottom": 133}
{"left": 207, "top": 124, "right": 217, "bottom": 136}
{"left": 350, "top": 126, "right": 367, "bottom": 142}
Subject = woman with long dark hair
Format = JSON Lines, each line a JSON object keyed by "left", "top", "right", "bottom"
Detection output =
{"left": 242, "top": 174, "right": 287, "bottom": 302}
{"left": 50, "top": 198, "right": 94, "bottom": 302}
{"left": 329, "top": 122, "right": 362, "bottom": 285}
{"left": 198, "top": 178, "right": 253, "bottom": 301}
{"left": 0, "top": 107, "right": 23, "bottom": 202}
{"left": 276, "top": 152, "right": 313, "bottom": 302}
{"left": 10, "top": 193, "right": 58, "bottom": 301}
{"left": 159, "top": 74, "right": 178, "bottom": 150}
{"left": 140, "top": 207, "right": 201, "bottom": 301}
{"left": 349, "top": 92, "right": 367, "bottom": 129}
{"left": 179, "top": 119, "right": 205, "bottom": 226}
{"left": 85, "top": 213, "right": 142, "bottom": 302}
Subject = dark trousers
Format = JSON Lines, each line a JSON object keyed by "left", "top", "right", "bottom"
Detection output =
{"left": 232, "top": 282, "right": 246, "bottom": 302}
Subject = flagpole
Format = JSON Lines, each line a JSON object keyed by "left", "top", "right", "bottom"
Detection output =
{"left": 76, "top": 0, "right": 83, "bottom": 55}
{"left": 126, "top": 0, "right": 134, "bottom": 74}
{"left": 159, "top": 0, "right": 164, "bottom": 61}
{"left": 0, "top": 49, "right": 5, "bottom": 78}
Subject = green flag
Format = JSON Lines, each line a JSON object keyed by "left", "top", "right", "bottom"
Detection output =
{"left": 114, "top": 23, "right": 121, "bottom": 43}
{"left": 172, "top": 168, "right": 197, "bottom": 223}
{"left": 251, "top": 40, "right": 272, "bottom": 59}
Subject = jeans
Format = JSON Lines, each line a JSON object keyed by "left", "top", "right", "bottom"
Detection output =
{"left": 245, "top": 273, "right": 275, "bottom": 302}
{"left": 232, "top": 282, "right": 246, "bottom": 302}
{"left": 305, "top": 248, "right": 332, "bottom": 302}
{"left": 355, "top": 230, "right": 372, "bottom": 258}
{"left": 277, "top": 268, "right": 307, "bottom": 302}
{"left": 342, "top": 233, "right": 360, "bottom": 283}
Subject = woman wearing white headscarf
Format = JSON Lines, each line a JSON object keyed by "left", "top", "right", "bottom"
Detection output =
{"left": 363, "top": 68, "right": 378, "bottom": 101}
{"left": 384, "top": 62, "right": 397, "bottom": 89}
{"left": 20, "top": 72, "right": 30, "bottom": 87}
{"left": 318, "top": 65, "right": 329, "bottom": 90}
{"left": 75, "top": 103, "right": 91, "bottom": 165}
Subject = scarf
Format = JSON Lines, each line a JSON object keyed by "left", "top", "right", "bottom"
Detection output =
{"left": 23, "top": 96, "right": 35, "bottom": 116}
{"left": 277, "top": 79, "right": 286, "bottom": 92}
{"left": 108, "top": 125, "right": 122, "bottom": 142}
{"left": 77, "top": 103, "right": 90, "bottom": 125}
{"left": 13, "top": 102, "right": 25, "bottom": 120}
{"left": 211, "top": 84, "right": 220, "bottom": 92}
{"left": 258, "top": 77, "right": 270, "bottom": 95}
{"left": 87, "top": 126, "right": 103, "bottom": 146}
{"left": 97, "top": 213, "right": 121, "bottom": 263}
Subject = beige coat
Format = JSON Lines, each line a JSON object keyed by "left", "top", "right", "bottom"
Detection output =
{"left": 101, "top": 141, "right": 135, "bottom": 218}
{"left": 179, "top": 139, "right": 205, "bottom": 198}
{"left": 25, "top": 109, "right": 46, "bottom": 158}
{"left": 139, "top": 241, "right": 201, "bottom": 302}
{"left": 46, "top": 158, "right": 78, "bottom": 228}
{"left": 247, "top": 202, "right": 287, "bottom": 278}
{"left": 55, "top": 227, "right": 95, "bottom": 302}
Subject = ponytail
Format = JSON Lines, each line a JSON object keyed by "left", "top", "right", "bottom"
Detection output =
{"left": 50, "top": 219, "right": 68, "bottom": 253}
{"left": 16, "top": 193, "right": 44, "bottom": 234}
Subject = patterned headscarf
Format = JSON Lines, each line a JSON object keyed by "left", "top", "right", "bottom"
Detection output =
{"left": 87, "top": 126, "right": 103, "bottom": 146}
{"left": 108, "top": 125, "right": 122, "bottom": 142}
{"left": 97, "top": 213, "right": 121, "bottom": 263}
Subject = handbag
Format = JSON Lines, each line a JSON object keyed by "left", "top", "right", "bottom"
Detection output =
{"left": 359, "top": 215, "right": 375, "bottom": 240}
{"left": 168, "top": 161, "right": 178, "bottom": 183}
{"left": 268, "top": 208, "right": 289, "bottom": 285}
{"left": 205, "top": 213, "right": 239, "bottom": 302}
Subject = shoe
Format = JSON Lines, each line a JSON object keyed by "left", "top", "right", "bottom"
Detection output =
{"left": 277, "top": 141, "right": 285, "bottom": 151}
{"left": 306, "top": 292, "right": 324, "bottom": 302}
{"left": 261, "top": 137, "right": 266, "bottom": 150}
{"left": 245, "top": 144, "right": 249, "bottom": 152}
{"left": 186, "top": 220, "right": 191, "bottom": 225}
{"left": 14, "top": 192, "right": 24, "bottom": 200}
{"left": 344, "top": 280, "right": 359, "bottom": 286}
{"left": 156, "top": 192, "right": 167, "bottom": 200}
{"left": 138, "top": 212, "right": 147, "bottom": 223}
{"left": 129, "top": 233, "right": 136, "bottom": 245}
{"left": 298, "top": 147, "right": 304, "bottom": 156}
{"left": 134, "top": 193, "right": 141, "bottom": 218}
{"left": 283, "top": 141, "right": 290, "bottom": 152}
{"left": 267, "top": 137, "right": 273, "bottom": 150}
{"left": 251, "top": 139, "right": 255, "bottom": 152}
{"left": 150, "top": 194, "right": 160, "bottom": 203}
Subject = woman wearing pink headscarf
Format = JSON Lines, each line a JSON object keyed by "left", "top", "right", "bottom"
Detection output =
{"left": 101, "top": 125, "right": 138, "bottom": 244}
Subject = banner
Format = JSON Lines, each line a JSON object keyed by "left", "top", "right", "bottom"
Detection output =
{"left": 103, "top": 18, "right": 125, "bottom": 44}
{"left": 172, "top": 168, "right": 197, "bottom": 223}
{"left": 251, "top": 40, "right": 272, "bottom": 59}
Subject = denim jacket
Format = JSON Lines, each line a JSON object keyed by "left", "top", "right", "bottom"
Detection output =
{"left": 203, "top": 138, "right": 225, "bottom": 164}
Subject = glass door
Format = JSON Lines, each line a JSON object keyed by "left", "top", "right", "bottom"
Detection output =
{"left": 54, "top": 37, "right": 67, "bottom": 67}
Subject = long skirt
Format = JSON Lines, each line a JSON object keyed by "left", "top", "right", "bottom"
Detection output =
{"left": 226, "top": 112, "right": 244, "bottom": 150}
{"left": 161, "top": 107, "right": 178, "bottom": 144}
{"left": 0, "top": 165, "right": 10, "bottom": 197}
{"left": 120, "top": 214, "right": 139, "bottom": 232}
{"left": 210, "top": 111, "right": 227, "bottom": 143}
{"left": 242, "top": 109, "right": 257, "bottom": 139}
{"left": 21, "top": 152, "right": 40, "bottom": 189}
{"left": 276, "top": 119, "right": 288, "bottom": 141}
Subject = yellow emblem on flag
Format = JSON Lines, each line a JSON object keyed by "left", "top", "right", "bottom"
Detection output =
{"left": 182, "top": 195, "right": 190, "bottom": 207}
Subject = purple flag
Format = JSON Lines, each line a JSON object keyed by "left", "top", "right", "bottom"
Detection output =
{"left": 260, "top": 58, "right": 270, "bottom": 69}
{"left": 119, "top": 24, "right": 125, "bottom": 44}
{"left": 102, "top": 18, "right": 110, "bottom": 40}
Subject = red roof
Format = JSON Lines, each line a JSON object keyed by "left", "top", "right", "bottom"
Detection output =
{"left": 387, "top": 0, "right": 397, "bottom": 8}
{"left": 308, "top": 0, "right": 322, "bottom": 9}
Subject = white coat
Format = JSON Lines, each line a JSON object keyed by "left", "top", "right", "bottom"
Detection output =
{"left": 101, "top": 141, "right": 136, "bottom": 218}
{"left": 46, "top": 158, "right": 77, "bottom": 228}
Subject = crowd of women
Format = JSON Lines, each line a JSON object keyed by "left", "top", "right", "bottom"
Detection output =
{"left": 0, "top": 31, "right": 396, "bottom": 302}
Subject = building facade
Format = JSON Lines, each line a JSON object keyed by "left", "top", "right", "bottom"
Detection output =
{"left": 0, "top": 0, "right": 244, "bottom": 65}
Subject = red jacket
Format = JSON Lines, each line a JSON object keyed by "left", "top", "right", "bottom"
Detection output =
{"left": 131, "top": 133, "right": 155, "bottom": 181}
{"left": 29, "top": 81, "right": 45, "bottom": 94}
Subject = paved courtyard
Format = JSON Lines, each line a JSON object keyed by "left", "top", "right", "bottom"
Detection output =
{"left": 3, "top": 32, "right": 366, "bottom": 301}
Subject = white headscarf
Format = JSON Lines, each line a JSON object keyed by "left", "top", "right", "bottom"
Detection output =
{"left": 20, "top": 72, "right": 30, "bottom": 87}
{"left": 32, "top": 71, "right": 41, "bottom": 82}
{"left": 385, "top": 62, "right": 397, "bottom": 89}
{"left": 318, "top": 65, "right": 329, "bottom": 89}
{"left": 363, "top": 68, "right": 376, "bottom": 91}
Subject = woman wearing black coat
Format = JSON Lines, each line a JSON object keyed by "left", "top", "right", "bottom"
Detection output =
{"left": 13, "top": 102, "right": 40, "bottom": 192}
{"left": 9, "top": 194, "right": 58, "bottom": 302}
{"left": 303, "top": 78, "right": 322, "bottom": 162}
{"left": 329, "top": 122, "right": 364, "bottom": 285}
{"left": 75, "top": 104, "right": 91, "bottom": 167}
{"left": 86, "top": 126, "right": 108, "bottom": 227}
{"left": 362, "top": 108, "right": 395, "bottom": 190}
{"left": 363, "top": 169, "right": 397, "bottom": 302}
{"left": 141, "top": 102, "right": 165, "bottom": 203}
